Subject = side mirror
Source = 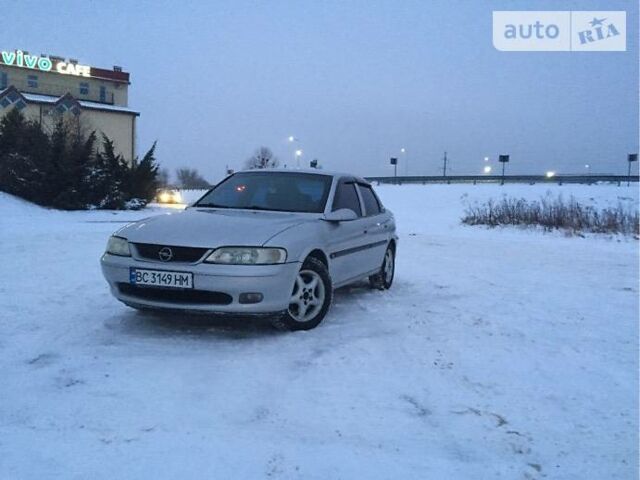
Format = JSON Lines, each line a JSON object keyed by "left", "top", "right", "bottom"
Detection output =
{"left": 323, "top": 208, "right": 358, "bottom": 222}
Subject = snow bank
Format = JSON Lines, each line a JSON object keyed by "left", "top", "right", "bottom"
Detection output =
{"left": 376, "top": 182, "right": 638, "bottom": 238}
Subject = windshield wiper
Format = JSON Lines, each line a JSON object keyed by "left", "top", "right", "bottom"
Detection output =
{"left": 194, "top": 203, "right": 232, "bottom": 209}
{"left": 244, "top": 205, "right": 283, "bottom": 212}
{"left": 195, "top": 203, "right": 293, "bottom": 212}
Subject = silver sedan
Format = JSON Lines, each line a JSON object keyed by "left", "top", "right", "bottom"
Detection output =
{"left": 101, "top": 169, "right": 397, "bottom": 330}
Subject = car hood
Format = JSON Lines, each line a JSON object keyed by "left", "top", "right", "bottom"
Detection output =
{"left": 118, "top": 208, "right": 314, "bottom": 248}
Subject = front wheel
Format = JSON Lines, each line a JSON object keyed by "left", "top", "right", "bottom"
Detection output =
{"left": 369, "top": 244, "right": 395, "bottom": 290}
{"left": 273, "top": 257, "right": 333, "bottom": 331}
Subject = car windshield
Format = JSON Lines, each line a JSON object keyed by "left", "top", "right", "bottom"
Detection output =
{"left": 194, "top": 171, "right": 333, "bottom": 213}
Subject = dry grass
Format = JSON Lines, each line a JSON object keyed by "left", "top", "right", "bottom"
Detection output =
{"left": 462, "top": 195, "right": 639, "bottom": 236}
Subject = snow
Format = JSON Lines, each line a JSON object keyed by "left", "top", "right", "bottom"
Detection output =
{"left": 0, "top": 184, "right": 637, "bottom": 479}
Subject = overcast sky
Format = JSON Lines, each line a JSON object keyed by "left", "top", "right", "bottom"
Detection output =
{"left": 6, "top": 0, "right": 639, "bottom": 181}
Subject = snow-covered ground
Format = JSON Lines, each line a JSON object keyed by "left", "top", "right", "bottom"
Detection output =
{"left": 1, "top": 184, "right": 637, "bottom": 479}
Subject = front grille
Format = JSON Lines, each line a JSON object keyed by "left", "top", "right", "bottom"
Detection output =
{"left": 133, "top": 243, "right": 209, "bottom": 263}
{"left": 118, "top": 284, "right": 232, "bottom": 305}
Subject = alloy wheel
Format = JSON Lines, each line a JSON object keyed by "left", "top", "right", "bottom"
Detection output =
{"left": 383, "top": 249, "right": 394, "bottom": 284}
{"left": 288, "top": 269, "right": 325, "bottom": 323}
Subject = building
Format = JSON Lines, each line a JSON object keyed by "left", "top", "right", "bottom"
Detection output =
{"left": 0, "top": 49, "right": 138, "bottom": 161}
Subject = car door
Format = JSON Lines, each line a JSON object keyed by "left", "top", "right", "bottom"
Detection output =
{"left": 356, "top": 182, "right": 392, "bottom": 273}
{"left": 325, "top": 178, "right": 372, "bottom": 286}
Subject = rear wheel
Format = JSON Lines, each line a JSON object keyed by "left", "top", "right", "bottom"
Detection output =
{"left": 369, "top": 244, "right": 395, "bottom": 290}
{"left": 272, "top": 257, "right": 332, "bottom": 331}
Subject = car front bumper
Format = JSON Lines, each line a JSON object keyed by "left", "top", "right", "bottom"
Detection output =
{"left": 100, "top": 254, "right": 300, "bottom": 314}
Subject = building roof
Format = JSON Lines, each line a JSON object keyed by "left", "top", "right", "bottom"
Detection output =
{"left": 15, "top": 91, "right": 139, "bottom": 116}
{"left": 89, "top": 66, "right": 130, "bottom": 84}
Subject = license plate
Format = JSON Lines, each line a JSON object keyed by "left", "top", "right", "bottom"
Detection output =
{"left": 129, "top": 268, "right": 193, "bottom": 289}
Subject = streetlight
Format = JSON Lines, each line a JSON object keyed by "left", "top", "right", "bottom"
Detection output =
{"left": 400, "top": 148, "right": 407, "bottom": 176}
{"left": 483, "top": 165, "right": 492, "bottom": 174}
{"left": 288, "top": 136, "right": 301, "bottom": 167}
{"left": 484, "top": 156, "right": 489, "bottom": 162}
{"left": 546, "top": 170, "right": 556, "bottom": 178}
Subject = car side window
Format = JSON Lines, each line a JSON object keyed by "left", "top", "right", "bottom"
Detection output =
{"left": 332, "top": 181, "right": 362, "bottom": 216}
{"left": 358, "top": 184, "right": 382, "bottom": 216}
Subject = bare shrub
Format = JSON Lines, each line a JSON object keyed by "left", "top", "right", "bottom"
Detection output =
{"left": 462, "top": 195, "right": 639, "bottom": 236}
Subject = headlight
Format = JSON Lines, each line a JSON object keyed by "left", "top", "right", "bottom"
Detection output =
{"left": 105, "top": 236, "right": 131, "bottom": 257}
{"left": 204, "top": 247, "right": 287, "bottom": 265}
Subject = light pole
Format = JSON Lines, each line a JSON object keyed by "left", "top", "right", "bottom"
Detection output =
{"left": 442, "top": 151, "right": 448, "bottom": 177}
{"left": 400, "top": 148, "right": 407, "bottom": 176}
{"left": 288, "top": 136, "right": 301, "bottom": 168}
{"left": 483, "top": 157, "right": 491, "bottom": 174}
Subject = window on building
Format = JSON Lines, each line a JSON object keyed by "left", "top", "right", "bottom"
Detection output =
{"left": 358, "top": 184, "right": 382, "bottom": 216}
{"left": 27, "top": 75, "right": 38, "bottom": 88}
{"left": 99, "top": 86, "right": 106, "bottom": 103}
{"left": 0, "top": 72, "right": 7, "bottom": 89}
{"left": 332, "top": 181, "right": 362, "bottom": 216}
{"left": 79, "top": 82, "right": 89, "bottom": 95}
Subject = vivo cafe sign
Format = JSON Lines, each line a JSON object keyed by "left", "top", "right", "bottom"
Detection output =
{"left": 1, "top": 50, "right": 90, "bottom": 77}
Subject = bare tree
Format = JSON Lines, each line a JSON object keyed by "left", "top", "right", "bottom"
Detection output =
{"left": 245, "top": 146, "right": 279, "bottom": 169}
{"left": 175, "top": 167, "right": 210, "bottom": 189}
{"left": 157, "top": 168, "right": 170, "bottom": 187}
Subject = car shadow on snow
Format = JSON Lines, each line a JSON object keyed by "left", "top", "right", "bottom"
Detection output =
{"left": 105, "top": 309, "right": 281, "bottom": 341}
{"left": 104, "top": 280, "right": 395, "bottom": 340}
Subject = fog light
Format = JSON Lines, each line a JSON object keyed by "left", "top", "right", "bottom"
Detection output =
{"left": 239, "top": 292, "right": 263, "bottom": 304}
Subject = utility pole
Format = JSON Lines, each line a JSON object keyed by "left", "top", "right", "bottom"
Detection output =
{"left": 442, "top": 151, "right": 448, "bottom": 177}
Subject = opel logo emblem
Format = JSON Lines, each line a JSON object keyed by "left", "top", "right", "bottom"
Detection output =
{"left": 158, "top": 247, "right": 173, "bottom": 262}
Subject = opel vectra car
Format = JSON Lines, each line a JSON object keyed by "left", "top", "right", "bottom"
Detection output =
{"left": 101, "top": 170, "right": 397, "bottom": 330}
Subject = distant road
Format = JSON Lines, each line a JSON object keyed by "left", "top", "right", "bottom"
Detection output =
{"left": 365, "top": 174, "right": 639, "bottom": 185}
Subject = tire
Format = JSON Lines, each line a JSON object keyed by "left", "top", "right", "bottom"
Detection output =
{"left": 272, "top": 257, "right": 333, "bottom": 331}
{"left": 369, "top": 244, "right": 395, "bottom": 290}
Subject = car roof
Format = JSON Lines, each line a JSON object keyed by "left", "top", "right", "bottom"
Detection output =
{"left": 235, "top": 168, "right": 369, "bottom": 184}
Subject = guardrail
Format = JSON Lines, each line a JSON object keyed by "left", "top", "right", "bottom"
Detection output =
{"left": 364, "top": 175, "right": 639, "bottom": 185}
